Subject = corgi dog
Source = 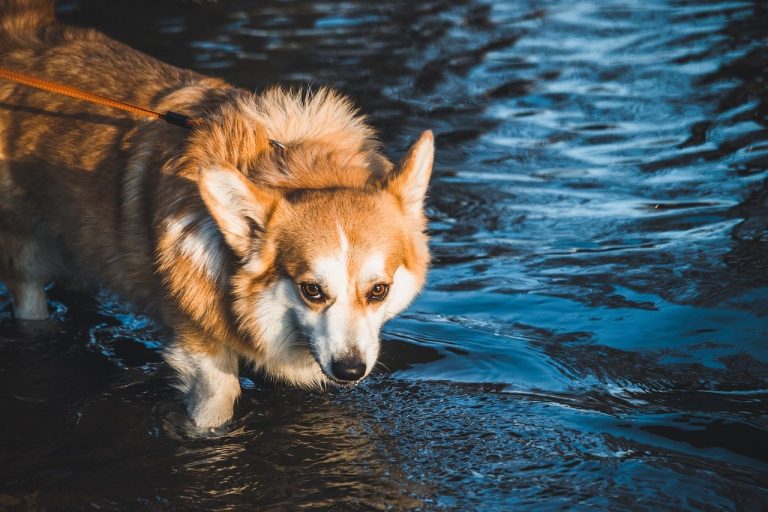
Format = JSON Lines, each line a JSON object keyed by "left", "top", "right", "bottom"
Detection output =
{"left": 0, "top": 0, "right": 432, "bottom": 428}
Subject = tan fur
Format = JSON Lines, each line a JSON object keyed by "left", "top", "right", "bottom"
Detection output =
{"left": 0, "top": 1, "right": 433, "bottom": 428}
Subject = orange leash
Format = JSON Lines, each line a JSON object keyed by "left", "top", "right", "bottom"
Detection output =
{"left": 0, "top": 65, "right": 200, "bottom": 129}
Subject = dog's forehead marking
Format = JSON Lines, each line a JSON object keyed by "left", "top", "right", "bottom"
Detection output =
{"left": 310, "top": 224, "right": 350, "bottom": 297}
{"left": 312, "top": 256, "right": 347, "bottom": 297}
{"left": 337, "top": 223, "right": 349, "bottom": 261}
{"left": 358, "top": 252, "right": 386, "bottom": 283}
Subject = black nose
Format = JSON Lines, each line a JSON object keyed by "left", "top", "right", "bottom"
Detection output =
{"left": 331, "top": 357, "right": 366, "bottom": 382}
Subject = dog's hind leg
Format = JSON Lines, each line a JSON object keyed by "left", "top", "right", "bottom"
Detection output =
{"left": 165, "top": 339, "right": 241, "bottom": 430}
{"left": 0, "top": 233, "right": 50, "bottom": 320}
{"left": 8, "top": 279, "right": 48, "bottom": 320}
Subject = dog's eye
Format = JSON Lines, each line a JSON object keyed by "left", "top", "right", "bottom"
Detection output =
{"left": 300, "top": 283, "right": 326, "bottom": 302}
{"left": 368, "top": 283, "right": 390, "bottom": 302}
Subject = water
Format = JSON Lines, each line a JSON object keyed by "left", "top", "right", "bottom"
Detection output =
{"left": 1, "top": 0, "right": 767, "bottom": 509}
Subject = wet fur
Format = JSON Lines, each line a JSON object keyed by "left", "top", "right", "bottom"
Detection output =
{"left": 0, "top": 1, "right": 432, "bottom": 428}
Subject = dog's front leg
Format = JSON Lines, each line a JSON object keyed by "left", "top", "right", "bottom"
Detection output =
{"left": 165, "top": 339, "right": 241, "bottom": 429}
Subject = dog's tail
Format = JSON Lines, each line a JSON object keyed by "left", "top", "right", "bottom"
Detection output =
{"left": 0, "top": 0, "right": 56, "bottom": 43}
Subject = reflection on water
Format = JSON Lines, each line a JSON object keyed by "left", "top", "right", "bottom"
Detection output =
{"left": 1, "top": 0, "right": 767, "bottom": 509}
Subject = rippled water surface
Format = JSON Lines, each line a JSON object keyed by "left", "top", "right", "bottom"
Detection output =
{"left": 2, "top": 0, "right": 767, "bottom": 509}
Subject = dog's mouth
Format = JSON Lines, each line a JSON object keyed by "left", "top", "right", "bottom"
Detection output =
{"left": 310, "top": 348, "right": 365, "bottom": 387}
{"left": 313, "top": 357, "right": 361, "bottom": 387}
{"left": 326, "top": 374, "right": 359, "bottom": 387}
{"left": 294, "top": 330, "right": 367, "bottom": 387}
{"left": 299, "top": 336, "right": 353, "bottom": 386}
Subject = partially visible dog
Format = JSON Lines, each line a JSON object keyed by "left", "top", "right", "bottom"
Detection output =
{"left": 0, "top": 0, "right": 433, "bottom": 428}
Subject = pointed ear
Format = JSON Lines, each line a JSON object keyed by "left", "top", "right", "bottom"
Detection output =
{"left": 386, "top": 130, "right": 434, "bottom": 218}
{"left": 198, "top": 163, "right": 280, "bottom": 257}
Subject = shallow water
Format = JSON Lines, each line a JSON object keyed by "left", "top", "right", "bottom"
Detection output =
{"left": 1, "top": 0, "right": 767, "bottom": 509}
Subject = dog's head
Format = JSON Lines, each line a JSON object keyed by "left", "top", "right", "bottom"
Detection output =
{"left": 197, "top": 130, "right": 433, "bottom": 387}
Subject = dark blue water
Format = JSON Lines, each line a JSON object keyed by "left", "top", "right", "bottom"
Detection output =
{"left": 1, "top": 0, "right": 767, "bottom": 509}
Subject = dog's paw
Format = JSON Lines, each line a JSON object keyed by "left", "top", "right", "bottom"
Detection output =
{"left": 188, "top": 395, "right": 237, "bottom": 431}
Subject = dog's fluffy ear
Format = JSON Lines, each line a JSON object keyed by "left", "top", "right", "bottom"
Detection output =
{"left": 198, "top": 163, "right": 280, "bottom": 257}
{"left": 386, "top": 130, "right": 434, "bottom": 219}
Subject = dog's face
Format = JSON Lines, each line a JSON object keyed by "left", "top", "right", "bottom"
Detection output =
{"left": 199, "top": 131, "right": 433, "bottom": 387}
